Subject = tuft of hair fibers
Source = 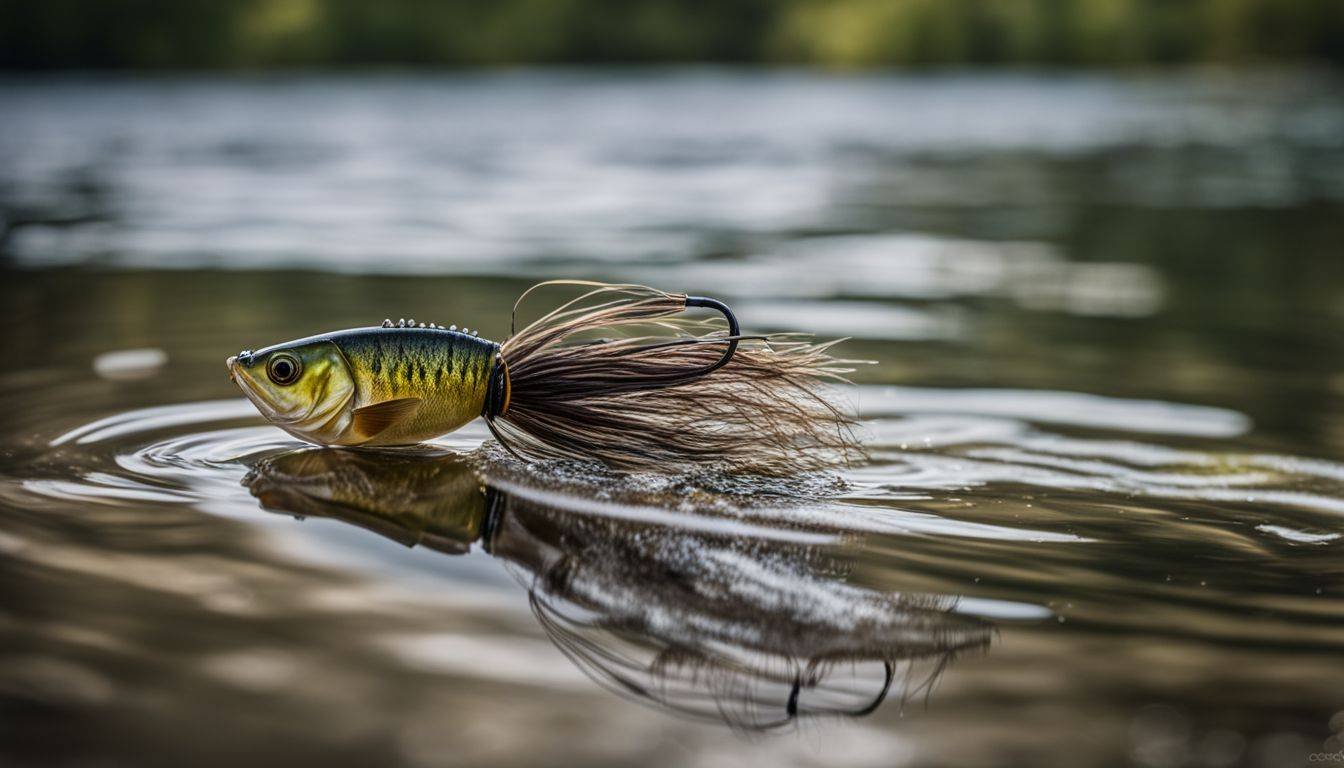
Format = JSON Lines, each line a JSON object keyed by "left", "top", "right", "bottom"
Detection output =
{"left": 480, "top": 281, "right": 866, "bottom": 474}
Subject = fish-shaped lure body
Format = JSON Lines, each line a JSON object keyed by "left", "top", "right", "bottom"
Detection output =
{"left": 227, "top": 325, "right": 498, "bottom": 446}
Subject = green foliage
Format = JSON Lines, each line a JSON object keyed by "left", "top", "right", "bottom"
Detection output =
{"left": 1, "top": 0, "right": 1340, "bottom": 69}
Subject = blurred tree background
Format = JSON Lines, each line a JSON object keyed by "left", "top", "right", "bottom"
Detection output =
{"left": 1, "top": 0, "right": 1341, "bottom": 69}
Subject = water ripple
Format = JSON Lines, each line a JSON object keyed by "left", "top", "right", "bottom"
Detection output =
{"left": 6, "top": 388, "right": 1342, "bottom": 655}
{"left": 21, "top": 390, "right": 1344, "bottom": 546}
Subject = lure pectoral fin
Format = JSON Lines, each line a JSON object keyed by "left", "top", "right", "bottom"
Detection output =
{"left": 350, "top": 397, "right": 422, "bottom": 443}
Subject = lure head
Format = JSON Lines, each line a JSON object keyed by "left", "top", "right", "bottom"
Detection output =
{"left": 227, "top": 338, "right": 356, "bottom": 445}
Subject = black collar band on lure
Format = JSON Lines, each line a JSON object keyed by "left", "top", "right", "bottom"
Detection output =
{"left": 480, "top": 294, "right": 741, "bottom": 421}
{"left": 483, "top": 346, "right": 512, "bottom": 419}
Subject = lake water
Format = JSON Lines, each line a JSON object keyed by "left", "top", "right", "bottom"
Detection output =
{"left": 3, "top": 70, "right": 1344, "bottom": 767}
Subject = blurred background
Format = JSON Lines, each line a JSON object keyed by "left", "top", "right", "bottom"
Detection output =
{"left": 3, "top": 0, "right": 1343, "bottom": 69}
{"left": 3, "top": 3, "right": 1344, "bottom": 768}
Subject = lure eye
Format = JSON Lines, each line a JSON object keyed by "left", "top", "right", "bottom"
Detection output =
{"left": 266, "top": 354, "right": 302, "bottom": 386}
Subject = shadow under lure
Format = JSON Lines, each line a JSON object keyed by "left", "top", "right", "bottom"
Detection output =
{"left": 227, "top": 281, "right": 861, "bottom": 472}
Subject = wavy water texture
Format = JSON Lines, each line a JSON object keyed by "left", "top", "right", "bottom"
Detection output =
{"left": 3, "top": 380, "right": 1344, "bottom": 768}
{"left": 11, "top": 387, "right": 1344, "bottom": 637}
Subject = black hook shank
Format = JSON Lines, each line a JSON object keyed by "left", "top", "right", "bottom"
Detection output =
{"left": 683, "top": 295, "right": 739, "bottom": 376}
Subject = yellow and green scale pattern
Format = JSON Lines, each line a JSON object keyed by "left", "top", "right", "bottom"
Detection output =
{"left": 332, "top": 326, "right": 498, "bottom": 442}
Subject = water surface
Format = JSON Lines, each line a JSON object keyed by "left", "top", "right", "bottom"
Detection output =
{"left": 3, "top": 71, "right": 1344, "bottom": 767}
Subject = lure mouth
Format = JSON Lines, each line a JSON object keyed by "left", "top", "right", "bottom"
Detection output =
{"left": 227, "top": 354, "right": 282, "bottom": 420}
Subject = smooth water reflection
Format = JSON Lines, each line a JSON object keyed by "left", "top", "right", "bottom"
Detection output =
{"left": 247, "top": 448, "right": 994, "bottom": 730}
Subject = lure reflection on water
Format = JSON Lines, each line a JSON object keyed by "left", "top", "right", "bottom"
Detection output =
{"left": 243, "top": 449, "right": 993, "bottom": 729}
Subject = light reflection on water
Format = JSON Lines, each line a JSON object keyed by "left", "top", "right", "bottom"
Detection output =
{"left": 4, "top": 71, "right": 1342, "bottom": 277}
{"left": 3, "top": 70, "right": 1344, "bottom": 767}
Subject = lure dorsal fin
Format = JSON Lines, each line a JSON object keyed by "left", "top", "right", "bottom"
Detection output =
{"left": 350, "top": 397, "right": 422, "bottom": 441}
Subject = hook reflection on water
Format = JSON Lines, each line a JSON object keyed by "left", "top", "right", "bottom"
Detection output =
{"left": 243, "top": 448, "right": 993, "bottom": 730}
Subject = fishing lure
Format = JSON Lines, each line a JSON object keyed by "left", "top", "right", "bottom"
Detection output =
{"left": 227, "top": 281, "right": 860, "bottom": 472}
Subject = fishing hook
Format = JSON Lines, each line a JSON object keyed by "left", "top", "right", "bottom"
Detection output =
{"left": 683, "top": 295, "right": 740, "bottom": 377}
